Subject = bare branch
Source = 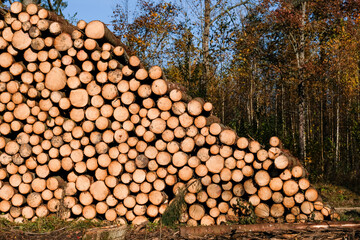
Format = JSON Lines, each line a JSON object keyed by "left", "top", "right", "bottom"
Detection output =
{"left": 47, "top": 0, "right": 54, "bottom": 11}
{"left": 210, "top": 0, "right": 251, "bottom": 25}
{"left": 211, "top": 0, "right": 223, "bottom": 12}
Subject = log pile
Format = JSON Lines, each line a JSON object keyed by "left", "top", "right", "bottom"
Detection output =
{"left": 0, "top": 2, "right": 338, "bottom": 225}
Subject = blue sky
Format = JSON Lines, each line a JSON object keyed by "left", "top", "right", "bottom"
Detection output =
{"left": 63, "top": 0, "right": 136, "bottom": 28}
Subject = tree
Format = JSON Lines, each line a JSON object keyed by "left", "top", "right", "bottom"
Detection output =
{"left": 112, "top": 0, "right": 180, "bottom": 67}
{"left": 199, "top": 0, "right": 250, "bottom": 99}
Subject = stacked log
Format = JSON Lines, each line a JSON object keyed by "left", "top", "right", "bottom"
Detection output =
{"left": 0, "top": 2, "right": 337, "bottom": 225}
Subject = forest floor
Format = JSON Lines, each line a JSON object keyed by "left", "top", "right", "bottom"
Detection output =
{"left": 0, "top": 183, "right": 358, "bottom": 240}
{"left": 313, "top": 183, "right": 360, "bottom": 221}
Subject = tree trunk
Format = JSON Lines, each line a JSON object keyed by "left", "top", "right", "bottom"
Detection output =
{"left": 297, "top": 1, "right": 307, "bottom": 162}
{"left": 200, "top": 0, "right": 211, "bottom": 98}
{"left": 335, "top": 94, "right": 340, "bottom": 172}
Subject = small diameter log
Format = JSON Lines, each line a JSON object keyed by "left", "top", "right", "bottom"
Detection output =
{"left": 269, "top": 136, "right": 281, "bottom": 147}
{"left": 69, "top": 89, "right": 89, "bottom": 108}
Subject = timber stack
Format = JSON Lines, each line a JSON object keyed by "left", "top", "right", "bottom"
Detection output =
{"left": 0, "top": 1, "right": 338, "bottom": 225}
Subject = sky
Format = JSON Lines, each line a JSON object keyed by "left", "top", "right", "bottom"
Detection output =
{"left": 63, "top": 0, "right": 136, "bottom": 28}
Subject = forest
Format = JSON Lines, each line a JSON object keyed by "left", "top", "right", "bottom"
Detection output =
{"left": 111, "top": 0, "right": 360, "bottom": 193}
{"left": 3, "top": 0, "right": 360, "bottom": 193}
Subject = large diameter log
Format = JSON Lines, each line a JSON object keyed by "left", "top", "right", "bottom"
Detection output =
{"left": 54, "top": 33, "right": 73, "bottom": 51}
{"left": 207, "top": 184, "right": 222, "bottom": 199}
{"left": 149, "top": 191, "right": 166, "bottom": 205}
{"left": 304, "top": 188, "right": 319, "bottom": 202}
{"left": 149, "top": 118, "right": 166, "bottom": 134}
{"left": 270, "top": 204, "right": 285, "bottom": 218}
{"left": 69, "top": 89, "right": 89, "bottom": 108}
{"left": 13, "top": 103, "right": 31, "bottom": 120}
{"left": 236, "top": 137, "right": 249, "bottom": 149}
{"left": 254, "top": 170, "right": 270, "bottom": 187}
{"left": 45, "top": 67, "right": 67, "bottom": 91}
{"left": 187, "top": 98, "right": 204, "bottom": 116}
{"left": 205, "top": 155, "right": 224, "bottom": 174}
{"left": 283, "top": 180, "right": 299, "bottom": 197}
{"left": 89, "top": 181, "right": 109, "bottom": 201}
{"left": 301, "top": 201, "right": 314, "bottom": 215}
{"left": 114, "top": 184, "right": 129, "bottom": 200}
{"left": 299, "top": 178, "right": 310, "bottom": 190}
{"left": 0, "top": 52, "right": 15, "bottom": 68}
{"left": 254, "top": 203, "right": 270, "bottom": 218}
{"left": 149, "top": 66, "right": 162, "bottom": 80}
{"left": 219, "top": 129, "right": 236, "bottom": 146}
{"left": 243, "top": 179, "right": 257, "bottom": 195}
{"left": 12, "top": 30, "right": 32, "bottom": 50}
{"left": 274, "top": 155, "right": 289, "bottom": 169}
{"left": 10, "top": 1, "right": 23, "bottom": 13}
{"left": 248, "top": 141, "right": 261, "bottom": 153}
{"left": 269, "top": 177, "right": 283, "bottom": 191}
{"left": 189, "top": 204, "right": 205, "bottom": 221}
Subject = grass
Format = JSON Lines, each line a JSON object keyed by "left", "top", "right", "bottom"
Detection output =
{"left": 0, "top": 215, "right": 106, "bottom": 234}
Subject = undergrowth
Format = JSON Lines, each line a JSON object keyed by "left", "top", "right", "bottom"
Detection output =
{"left": 232, "top": 198, "right": 257, "bottom": 224}
{"left": 161, "top": 187, "right": 187, "bottom": 227}
{"left": 0, "top": 215, "right": 105, "bottom": 233}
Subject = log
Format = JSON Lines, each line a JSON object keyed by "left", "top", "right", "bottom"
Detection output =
{"left": 205, "top": 155, "right": 224, "bottom": 174}
{"left": 304, "top": 188, "right": 319, "bottom": 202}
{"left": 254, "top": 170, "right": 270, "bottom": 187}
{"left": 12, "top": 30, "right": 32, "bottom": 50}
{"left": 258, "top": 187, "right": 272, "bottom": 201}
{"left": 298, "top": 178, "right": 310, "bottom": 190}
{"left": 269, "top": 177, "right": 283, "bottom": 191}
{"left": 237, "top": 137, "right": 249, "bottom": 149}
{"left": 85, "top": 20, "right": 129, "bottom": 57}
{"left": 187, "top": 98, "right": 204, "bottom": 116}
{"left": 189, "top": 204, "right": 205, "bottom": 221}
{"left": 301, "top": 201, "right": 314, "bottom": 215}
{"left": 207, "top": 184, "right": 222, "bottom": 199}
{"left": 283, "top": 180, "right": 299, "bottom": 197}
{"left": 254, "top": 203, "right": 270, "bottom": 218}
{"left": 89, "top": 181, "right": 109, "bottom": 201}
{"left": 54, "top": 33, "right": 73, "bottom": 52}
{"left": 219, "top": 129, "right": 237, "bottom": 146}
